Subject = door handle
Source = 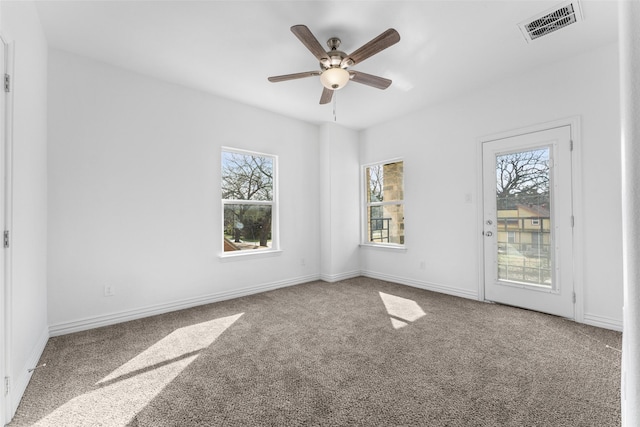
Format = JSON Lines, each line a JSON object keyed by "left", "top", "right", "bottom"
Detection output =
{"left": 485, "top": 231, "right": 493, "bottom": 237}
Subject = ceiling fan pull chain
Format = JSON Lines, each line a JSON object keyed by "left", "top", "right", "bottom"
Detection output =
{"left": 333, "top": 92, "right": 337, "bottom": 122}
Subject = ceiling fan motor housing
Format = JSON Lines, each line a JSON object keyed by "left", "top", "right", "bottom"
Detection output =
{"left": 319, "top": 37, "right": 350, "bottom": 90}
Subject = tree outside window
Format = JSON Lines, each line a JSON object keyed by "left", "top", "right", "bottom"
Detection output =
{"left": 222, "top": 149, "right": 277, "bottom": 253}
{"left": 495, "top": 148, "right": 552, "bottom": 284}
{"left": 364, "top": 160, "right": 404, "bottom": 245}
{"left": 496, "top": 149, "right": 549, "bottom": 210}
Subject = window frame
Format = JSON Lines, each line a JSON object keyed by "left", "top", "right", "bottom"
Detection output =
{"left": 361, "top": 158, "right": 405, "bottom": 249}
{"left": 220, "top": 147, "right": 279, "bottom": 258}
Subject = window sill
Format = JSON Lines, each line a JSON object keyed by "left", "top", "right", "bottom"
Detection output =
{"left": 359, "top": 243, "right": 407, "bottom": 252}
{"left": 218, "top": 249, "right": 283, "bottom": 261}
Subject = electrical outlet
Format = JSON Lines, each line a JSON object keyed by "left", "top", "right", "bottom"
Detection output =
{"left": 300, "top": 258, "right": 306, "bottom": 267}
{"left": 104, "top": 285, "right": 115, "bottom": 297}
{"left": 419, "top": 261, "right": 426, "bottom": 270}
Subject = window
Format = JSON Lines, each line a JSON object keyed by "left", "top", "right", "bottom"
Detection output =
{"left": 221, "top": 149, "right": 277, "bottom": 254}
{"left": 363, "top": 160, "right": 404, "bottom": 246}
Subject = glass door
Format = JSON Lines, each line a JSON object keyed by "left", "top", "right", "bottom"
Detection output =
{"left": 483, "top": 126, "right": 574, "bottom": 318}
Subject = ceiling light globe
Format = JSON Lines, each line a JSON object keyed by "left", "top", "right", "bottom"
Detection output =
{"left": 320, "top": 67, "right": 350, "bottom": 90}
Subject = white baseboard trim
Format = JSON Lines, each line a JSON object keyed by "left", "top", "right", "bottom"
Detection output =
{"left": 49, "top": 274, "right": 321, "bottom": 337}
{"left": 361, "top": 270, "right": 479, "bottom": 300}
{"left": 320, "top": 270, "right": 361, "bottom": 283}
{"left": 10, "top": 326, "right": 49, "bottom": 420}
{"left": 583, "top": 313, "right": 623, "bottom": 332}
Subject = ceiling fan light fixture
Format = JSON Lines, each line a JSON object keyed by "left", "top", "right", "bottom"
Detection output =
{"left": 320, "top": 67, "right": 350, "bottom": 90}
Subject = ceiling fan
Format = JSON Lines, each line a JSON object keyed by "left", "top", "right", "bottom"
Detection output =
{"left": 268, "top": 25, "right": 401, "bottom": 104}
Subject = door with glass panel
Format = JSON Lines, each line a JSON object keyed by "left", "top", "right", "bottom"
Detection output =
{"left": 482, "top": 126, "right": 574, "bottom": 318}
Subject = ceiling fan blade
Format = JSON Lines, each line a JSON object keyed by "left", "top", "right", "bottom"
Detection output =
{"left": 341, "top": 28, "right": 400, "bottom": 67}
{"left": 268, "top": 71, "right": 321, "bottom": 83}
{"left": 291, "top": 25, "right": 330, "bottom": 64}
{"left": 349, "top": 71, "right": 392, "bottom": 90}
{"left": 319, "top": 87, "right": 333, "bottom": 104}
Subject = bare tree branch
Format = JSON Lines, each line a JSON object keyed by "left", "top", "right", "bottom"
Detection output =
{"left": 222, "top": 152, "right": 274, "bottom": 247}
{"left": 496, "top": 149, "right": 549, "bottom": 209}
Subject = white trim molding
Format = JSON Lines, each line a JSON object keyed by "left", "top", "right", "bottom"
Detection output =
{"left": 320, "top": 270, "right": 361, "bottom": 283}
{"left": 583, "top": 313, "right": 623, "bottom": 332}
{"left": 49, "top": 274, "right": 320, "bottom": 337}
{"left": 361, "top": 270, "right": 479, "bottom": 300}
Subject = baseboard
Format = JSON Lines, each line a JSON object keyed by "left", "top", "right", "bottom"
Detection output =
{"left": 320, "top": 270, "right": 361, "bottom": 283}
{"left": 48, "top": 269, "right": 620, "bottom": 336}
{"left": 583, "top": 313, "right": 623, "bottom": 332}
{"left": 9, "top": 326, "right": 49, "bottom": 420}
{"left": 49, "top": 274, "right": 321, "bottom": 337}
{"left": 361, "top": 270, "right": 479, "bottom": 300}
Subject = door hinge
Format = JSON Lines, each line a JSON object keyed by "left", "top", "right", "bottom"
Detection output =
{"left": 4, "top": 73, "right": 10, "bottom": 93}
{"left": 572, "top": 292, "right": 576, "bottom": 304}
{"left": 571, "top": 216, "right": 575, "bottom": 228}
{"left": 4, "top": 230, "right": 9, "bottom": 248}
{"left": 4, "top": 376, "right": 9, "bottom": 395}
{"left": 570, "top": 139, "right": 574, "bottom": 151}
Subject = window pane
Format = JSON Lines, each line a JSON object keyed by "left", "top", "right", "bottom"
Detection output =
{"left": 366, "top": 165, "right": 384, "bottom": 202}
{"left": 366, "top": 161, "right": 403, "bottom": 203}
{"left": 223, "top": 204, "right": 272, "bottom": 252}
{"left": 495, "top": 148, "right": 552, "bottom": 286}
{"left": 222, "top": 151, "right": 273, "bottom": 201}
{"left": 367, "top": 204, "right": 404, "bottom": 245}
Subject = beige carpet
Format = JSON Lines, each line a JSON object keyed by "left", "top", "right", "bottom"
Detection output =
{"left": 10, "top": 277, "right": 621, "bottom": 426}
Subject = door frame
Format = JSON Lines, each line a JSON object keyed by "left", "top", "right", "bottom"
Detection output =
{"left": 476, "top": 116, "right": 583, "bottom": 322}
{"left": 1, "top": 34, "right": 13, "bottom": 425}
{"left": 0, "top": 34, "right": 7, "bottom": 425}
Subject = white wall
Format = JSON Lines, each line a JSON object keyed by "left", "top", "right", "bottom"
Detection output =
{"left": 45, "top": 24, "right": 623, "bottom": 337}
{"left": 47, "top": 49, "right": 320, "bottom": 334}
{"left": 319, "top": 122, "right": 360, "bottom": 281}
{"left": 360, "top": 43, "right": 622, "bottom": 330}
{"left": 0, "top": 0, "right": 49, "bottom": 419}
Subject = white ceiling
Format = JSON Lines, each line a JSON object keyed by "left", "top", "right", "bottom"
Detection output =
{"left": 34, "top": 0, "right": 619, "bottom": 130}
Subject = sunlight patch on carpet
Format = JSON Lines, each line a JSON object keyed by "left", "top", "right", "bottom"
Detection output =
{"left": 33, "top": 313, "right": 243, "bottom": 426}
{"left": 379, "top": 292, "right": 425, "bottom": 329}
{"left": 390, "top": 317, "right": 409, "bottom": 329}
{"left": 97, "top": 313, "right": 244, "bottom": 385}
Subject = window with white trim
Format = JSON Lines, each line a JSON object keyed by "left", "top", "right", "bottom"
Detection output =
{"left": 221, "top": 149, "right": 277, "bottom": 254}
{"left": 363, "top": 160, "right": 404, "bottom": 246}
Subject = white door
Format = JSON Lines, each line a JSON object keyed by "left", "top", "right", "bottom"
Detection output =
{"left": 483, "top": 126, "right": 574, "bottom": 318}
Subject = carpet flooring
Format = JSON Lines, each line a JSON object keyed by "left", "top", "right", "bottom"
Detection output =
{"left": 9, "top": 277, "right": 622, "bottom": 426}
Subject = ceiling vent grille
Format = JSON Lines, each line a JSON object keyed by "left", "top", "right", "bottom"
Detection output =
{"left": 519, "top": 1, "right": 583, "bottom": 42}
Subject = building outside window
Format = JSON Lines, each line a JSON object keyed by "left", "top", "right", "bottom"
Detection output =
{"left": 363, "top": 160, "right": 404, "bottom": 246}
{"left": 221, "top": 148, "right": 277, "bottom": 254}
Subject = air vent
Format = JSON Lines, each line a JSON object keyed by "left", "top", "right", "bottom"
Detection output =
{"left": 518, "top": 1, "right": 583, "bottom": 42}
